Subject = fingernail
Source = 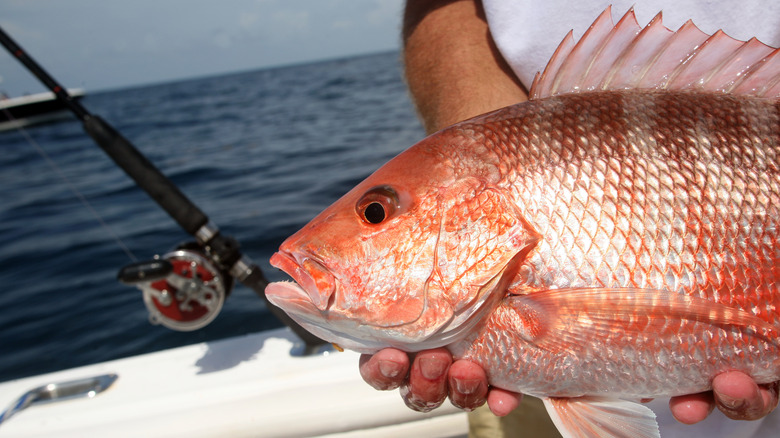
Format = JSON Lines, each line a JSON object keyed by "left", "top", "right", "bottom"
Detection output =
{"left": 454, "top": 378, "right": 483, "bottom": 395}
{"left": 765, "top": 382, "right": 780, "bottom": 412}
{"left": 420, "top": 357, "right": 448, "bottom": 380}
{"left": 450, "top": 399, "right": 478, "bottom": 412}
{"left": 400, "top": 383, "right": 445, "bottom": 413}
{"left": 719, "top": 394, "right": 745, "bottom": 411}
{"left": 378, "top": 360, "right": 403, "bottom": 379}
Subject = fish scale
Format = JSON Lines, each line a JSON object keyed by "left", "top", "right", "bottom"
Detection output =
{"left": 267, "top": 8, "right": 780, "bottom": 437}
{"left": 457, "top": 292, "right": 780, "bottom": 398}
{"left": 434, "top": 88, "right": 777, "bottom": 428}
{"left": 461, "top": 91, "right": 780, "bottom": 305}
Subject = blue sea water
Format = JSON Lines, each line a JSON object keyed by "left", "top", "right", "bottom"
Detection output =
{"left": 0, "top": 51, "right": 425, "bottom": 382}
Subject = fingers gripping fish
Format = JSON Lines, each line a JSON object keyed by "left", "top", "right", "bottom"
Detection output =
{"left": 267, "top": 7, "right": 780, "bottom": 438}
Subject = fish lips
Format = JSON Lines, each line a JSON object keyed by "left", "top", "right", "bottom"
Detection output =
{"left": 268, "top": 250, "right": 336, "bottom": 312}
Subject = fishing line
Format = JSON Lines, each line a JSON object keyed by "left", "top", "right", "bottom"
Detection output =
{"left": 2, "top": 107, "right": 138, "bottom": 263}
{"left": 0, "top": 26, "right": 325, "bottom": 345}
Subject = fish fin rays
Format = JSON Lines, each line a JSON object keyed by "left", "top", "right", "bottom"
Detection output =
{"left": 543, "top": 396, "right": 659, "bottom": 438}
{"left": 506, "top": 288, "right": 779, "bottom": 353}
{"left": 529, "top": 7, "right": 780, "bottom": 99}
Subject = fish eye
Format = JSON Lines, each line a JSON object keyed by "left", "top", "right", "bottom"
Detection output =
{"left": 364, "top": 202, "right": 386, "bottom": 224}
{"left": 356, "top": 186, "right": 399, "bottom": 225}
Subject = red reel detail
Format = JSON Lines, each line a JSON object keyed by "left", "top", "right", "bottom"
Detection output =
{"left": 149, "top": 258, "right": 216, "bottom": 323}
{"left": 141, "top": 249, "right": 226, "bottom": 331}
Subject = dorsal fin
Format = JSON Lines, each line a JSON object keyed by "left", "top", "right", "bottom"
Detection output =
{"left": 529, "top": 6, "right": 780, "bottom": 99}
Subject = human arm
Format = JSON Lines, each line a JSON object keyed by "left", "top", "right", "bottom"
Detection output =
{"left": 402, "top": 0, "right": 526, "bottom": 134}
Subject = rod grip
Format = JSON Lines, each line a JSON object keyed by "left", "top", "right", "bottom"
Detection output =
{"left": 83, "top": 115, "right": 209, "bottom": 235}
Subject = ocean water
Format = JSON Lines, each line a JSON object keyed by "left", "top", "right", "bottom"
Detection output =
{"left": 0, "top": 51, "right": 425, "bottom": 382}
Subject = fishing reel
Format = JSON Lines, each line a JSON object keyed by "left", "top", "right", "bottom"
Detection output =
{"left": 118, "top": 242, "right": 233, "bottom": 331}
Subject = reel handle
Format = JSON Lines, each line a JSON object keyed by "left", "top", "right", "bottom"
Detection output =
{"left": 117, "top": 259, "right": 174, "bottom": 284}
{"left": 118, "top": 248, "right": 229, "bottom": 331}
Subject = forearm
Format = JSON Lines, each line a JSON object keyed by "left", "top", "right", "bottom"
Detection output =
{"left": 403, "top": 0, "right": 527, "bottom": 134}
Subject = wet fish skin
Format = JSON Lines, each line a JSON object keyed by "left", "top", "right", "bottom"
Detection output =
{"left": 444, "top": 88, "right": 780, "bottom": 398}
{"left": 266, "top": 7, "right": 780, "bottom": 437}
{"left": 267, "top": 88, "right": 780, "bottom": 437}
{"left": 272, "top": 87, "right": 780, "bottom": 392}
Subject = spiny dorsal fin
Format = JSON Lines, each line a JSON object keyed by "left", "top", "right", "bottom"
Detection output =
{"left": 529, "top": 6, "right": 780, "bottom": 99}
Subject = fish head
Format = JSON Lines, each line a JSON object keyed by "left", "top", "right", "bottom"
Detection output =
{"left": 267, "top": 129, "right": 538, "bottom": 353}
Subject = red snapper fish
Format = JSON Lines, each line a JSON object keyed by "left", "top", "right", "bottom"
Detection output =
{"left": 266, "top": 7, "right": 780, "bottom": 438}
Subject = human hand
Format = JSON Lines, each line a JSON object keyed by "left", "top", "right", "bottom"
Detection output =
{"left": 669, "top": 371, "right": 779, "bottom": 424}
{"left": 358, "top": 347, "right": 521, "bottom": 415}
{"left": 362, "top": 350, "right": 779, "bottom": 423}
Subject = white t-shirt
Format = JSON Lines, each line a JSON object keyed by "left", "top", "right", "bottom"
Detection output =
{"left": 482, "top": 0, "right": 780, "bottom": 89}
{"left": 479, "top": 1, "right": 780, "bottom": 437}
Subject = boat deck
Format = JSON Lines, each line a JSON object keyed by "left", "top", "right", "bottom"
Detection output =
{"left": 0, "top": 328, "right": 467, "bottom": 437}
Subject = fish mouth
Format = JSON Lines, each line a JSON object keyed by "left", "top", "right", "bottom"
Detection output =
{"left": 268, "top": 250, "right": 336, "bottom": 312}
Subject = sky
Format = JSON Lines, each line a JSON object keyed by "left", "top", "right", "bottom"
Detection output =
{"left": 0, "top": 0, "right": 404, "bottom": 96}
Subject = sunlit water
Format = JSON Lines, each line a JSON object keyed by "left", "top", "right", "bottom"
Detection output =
{"left": 0, "top": 51, "right": 424, "bottom": 382}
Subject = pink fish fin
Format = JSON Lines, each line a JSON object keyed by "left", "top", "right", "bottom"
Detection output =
{"left": 538, "top": 6, "right": 616, "bottom": 98}
{"left": 507, "top": 288, "right": 778, "bottom": 351}
{"left": 529, "top": 30, "right": 575, "bottom": 99}
{"left": 619, "top": 17, "right": 705, "bottom": 89}
{"left": 542, "top": 396, "right": 659, "bottom": 438}
{"left": 529, "top": 7, "right": 780, "bottom": 100}
{"left": 731, "top": 43, "right": 780, "bottom": 96}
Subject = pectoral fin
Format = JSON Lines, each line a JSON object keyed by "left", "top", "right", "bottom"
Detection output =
{"left": 507, "top": 288, "right": 778, "bottom": 352}
{"left": 542, "top": 396, "right": 659, "bottom": 438}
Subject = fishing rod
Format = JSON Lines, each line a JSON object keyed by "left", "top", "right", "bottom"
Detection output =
{"left": 0, "top": 26, "right": 323, "bottom": 350}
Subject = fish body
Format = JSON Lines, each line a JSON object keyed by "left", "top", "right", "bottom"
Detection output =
{"left": 267, "top": 7, "right": 780, "bottom": 438}
{"left": 446, "top": 88, "right": 780, "bottom": 399}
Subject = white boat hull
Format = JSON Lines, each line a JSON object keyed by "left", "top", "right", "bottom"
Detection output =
{"left": 0, "top": 89, "right": 84, "bottom": 131}
{"left": 0, "top": 328, "right": 466, "bottom": 437}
